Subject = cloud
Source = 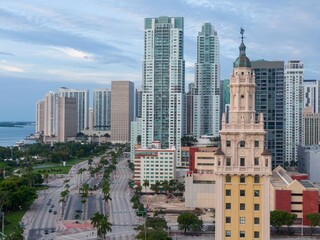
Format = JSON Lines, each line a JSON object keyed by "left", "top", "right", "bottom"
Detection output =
{"left": 53, "top": 47, "right": 94, "bottom": 60}
{"left": 0, "top": 64, "right": 25, "bottom": 73}
{"left": 0, "top": 51, "right": 14, "bottom": 56}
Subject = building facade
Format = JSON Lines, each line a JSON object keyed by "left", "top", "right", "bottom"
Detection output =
{"left": 298, "top": 145, "right": 320, "bottom": 183}
{"left": 193, "top": 23, "right": 220, "bottom": 139}
{"left": 142, "top": 16, "right": 185, "bottom": 166}
{"left": 284, "top": 60, "right": 304, "bottom": 164}
{"left": 58, "top": 87, "right": 89, "bottom": 132}
{"left": 270, "top": 166, "right": 319, "bottom": 225}
{"left": 111, "top": 81, "right": 134, "bottom": 142}
{"left": 36, "top": 100, "right": 44, "bottom": 134}
{"left": 135, "top": 89, "right": 143, "bottom": 119}
{"left": 252, "top": 60, "right": 285, "bottom": 168}
{"left": 43, "top": 91, "right": 58, "bottom": 137}
{"left": 93, "top": 89, "right": 111, "bottom": 131}
{"left": 185, "top": 83, "right": 194, "bottom": 136}
{"left": 130, "top": 118, "right": 142, "bottom": 162}
{"left": 57, "top": 97, "right": 77, "bottom": 142}
{"left": 304, "top": 79, "right": 320, "bottom": 113}
{"left": 134, "top": 142, "right": 176, "bottom": 187}
{"left": 303, "top": 107, "right": 320, "bottom": 145}
{"left": 214, "top": 31, "right": 271, "bottom": 240}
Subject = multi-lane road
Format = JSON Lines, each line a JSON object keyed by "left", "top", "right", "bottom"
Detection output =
{"left": 107, "top": 158, "right": 139, "bottom": 240}
{"left": 23, "top": 156, "right": 139, "bottom": 240}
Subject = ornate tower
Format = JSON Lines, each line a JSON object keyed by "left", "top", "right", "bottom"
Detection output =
{"left": 214, "top": 29, "right": 272, "bottom": 240}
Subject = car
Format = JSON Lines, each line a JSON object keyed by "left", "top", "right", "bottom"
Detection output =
{"left": 49, "top": 209, "right": 52, "bottom": 213}
{"left": 47, "top": 202, "right": 50, "bottom": 206}
{"left": 53, "top": 211, "right": 57, "bottom": 215}
{"left": 44, "top": 229, "right": 49, "bottom": 234}
{"left": 50, "top": 228, "right": 55, "bottom": 233}
{"left": 50, "top": 204, "right": 54, "bottom": 208}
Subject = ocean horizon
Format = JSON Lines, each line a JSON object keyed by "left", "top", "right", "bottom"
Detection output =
{"left": 0, "top": 123, "right": 36, "bottom": 147}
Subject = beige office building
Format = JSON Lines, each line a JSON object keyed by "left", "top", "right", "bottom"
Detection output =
{"left": 304, "top": 107, "right": 320, "bottom": 145}
{"left": 111, "top": 81, "right": 134, "bottom": 142}
{"left": 57, "top": 97, "right": 77, "bottom": 142}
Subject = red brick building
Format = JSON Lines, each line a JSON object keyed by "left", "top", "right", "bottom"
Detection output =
{"left": 270, "top": 166, "right": 319, "bottom": 225}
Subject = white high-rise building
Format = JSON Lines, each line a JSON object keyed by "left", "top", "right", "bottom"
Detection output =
{"left": 303, "top": 79, "right": 320, "bottom": 113}
{"left": 58, "top": 87, "right": 89, "bottom": 132}
{"left": 43, "top": 91, "right": 58, "bottom": 137}
{"left": 36, "top": 100, "right": 44, "bottom": 134}
{"left": 284, "top": 60, "right": 304, "bottom": 164}
{"left": 93, "top": 89, "right": 111, "bottom": 131}
{"left": 193, "top": 23, "right": 220, "bottom": 138}
{"left": 142, "top": 16, "right": 185, "bottom": 166}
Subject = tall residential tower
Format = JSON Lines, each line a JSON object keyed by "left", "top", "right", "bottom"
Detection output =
{"left": 58, "top": 87, "right": 89, "bottom": 132}
{"left": 142, "top": 16, "right": 185, "bottom": 165}
{"left": 93, "top": 89, "right": 111, "bottom": 131}
{"left": 193, "top": 23, "right": 220, "bottom": 138}
{"left": 214, "top": 29, "right": 271, "bottom": 240}
{"left": 284, "top": 60, "right": 304, "bottom": 164}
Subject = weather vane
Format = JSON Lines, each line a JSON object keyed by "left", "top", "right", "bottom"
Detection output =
{"left": 240, "top": 27, "right": 245, "bottom": 42}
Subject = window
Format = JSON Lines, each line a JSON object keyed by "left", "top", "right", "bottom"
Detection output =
{"left": 254, "top": 158, "right": 259, "bottom": 165}
{"left": 265, "top": 158, "right": 269, "bottom": 167}
{"left": 254, "top": 175, "right": 260, "bottom": 183}
{"left": 240, "top": 141, "right": 245, "bottom": 147}
{"left": 226, "top": 158, "right": 231, "bottom": 166}
{"left": 226, "top": 140, "right": 231, "bottom": 147}
{"left": 240, "top": 231, "right": 245, "bottom": 238}
{"left": 240, "top": 190, "right": 245, "bottom": 197}
{"left": 254, "top": 204, "right": 260, "bottom": 211}
{"left": 240, "top": 203, "right": 245, "bottom": 210}
{"left": 240, "top": 158, "right": 245, "bottom": 166}
{"left": 254, "top": 141, "right": 259, "bottom": 147}
{"left": 254, "top": 231, "right": 260, "bottom": 238}
{"left": 240, "top": 217, "right": 245, "bottom": 224}
{"left": 225, "top": 230, "right": 231, "bottom": 237}
{"left": 226, "top": 217, "right": 231, "bottom": 223}
{"left": 226, "top": 203, "right": 231, "bottom": 210}
{"left": 254, "top": 217, "right": 260, "bottom": 224}
{"left": 254, "top": 190, "right": 260, "bottom": 197}
{"left": 226, "top": 189, "right": 231, "bottom": 196}
{"left": 240, "top": 175, "right": 245, "bottom": 183}
{"left": 226, "top": 175, "right": 231, "bottom": 183}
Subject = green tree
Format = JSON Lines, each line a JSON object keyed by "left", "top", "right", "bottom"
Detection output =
{"left": 181, "top": 136, "right": 197, "bottom": 147}
{"left": 177, "top": 212, "right": 202, "bottom": 234}
{"left": 6, "top": 224, "right": 24, "bottom": 240}
{"left": 135, "top": 184, "right": 142, "bottom": 195}
{"left": 306, "top": 213, "right": 320, "bottom": 235}
{"left": 143, "top": 179, "right": 149, "bottom": 193}
{"left": 150, "top": 181, "right": 161, "bottom": 195}
{"left": 270, "top": 210, "right": 297, "bottom": 234}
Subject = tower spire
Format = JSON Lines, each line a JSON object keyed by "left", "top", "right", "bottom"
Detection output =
{"left": 240, "top": 27, "right": 244, "bottom": 43}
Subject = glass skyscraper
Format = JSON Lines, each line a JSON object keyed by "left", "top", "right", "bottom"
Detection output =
{"left": 142, "top": 16, "right": 185, "bottom": 166}
{"left": 252, "top": 60, "right": 285, "bottom": 168}
{"left": 193, "top": 23, "right": 220, "bottom": 138}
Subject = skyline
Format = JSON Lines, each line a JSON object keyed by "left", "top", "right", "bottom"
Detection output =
{"left": 1, "top": 0, "right": 319, "bottom": 121}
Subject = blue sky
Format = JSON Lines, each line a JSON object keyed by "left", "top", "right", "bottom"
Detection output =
{"left": 0, "top": 0, "right": 319, "bottom": 121}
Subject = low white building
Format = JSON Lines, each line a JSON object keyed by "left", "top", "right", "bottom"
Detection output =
{"left": 134, "top": 141, "right": 176, "bottom": 188}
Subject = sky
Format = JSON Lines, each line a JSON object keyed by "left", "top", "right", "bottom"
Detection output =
{"left": 0, "top": 0, "right": 319, "bottom": 121}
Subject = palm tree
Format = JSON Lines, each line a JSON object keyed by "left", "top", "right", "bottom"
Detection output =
{"left": 77, "top": 168, "right": 86, "bottom": 186}
{"left": 142, "top": 179, "right": 149, "bottom": 193}
{"left": 91, "top": 212, "right": 112, "bottom": 239}
{"left": 80, "top": 183, "right": 89, "bottom": 220}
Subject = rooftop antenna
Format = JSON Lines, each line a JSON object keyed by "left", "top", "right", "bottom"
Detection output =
{"left": 240, "top": 27, "right": 245, "bottom": 43}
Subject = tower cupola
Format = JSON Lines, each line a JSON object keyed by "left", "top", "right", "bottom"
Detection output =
{"left": 233, "top": 28, "right": 251, "bottom": 68}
